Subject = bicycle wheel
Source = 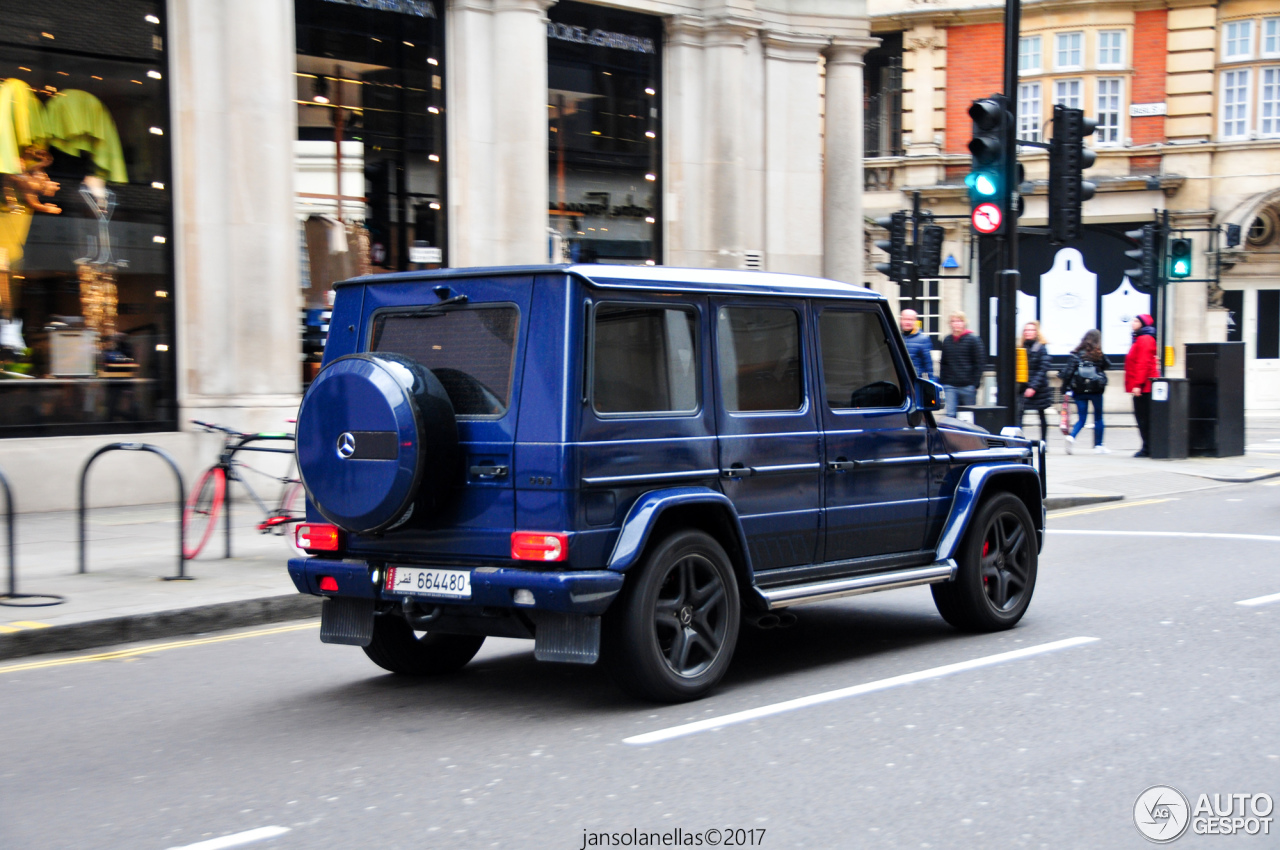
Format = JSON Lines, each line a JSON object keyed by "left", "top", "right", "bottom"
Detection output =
{"left": 280, "top": 480, "right": 307, "bottom": 556}
{"left": 183, "top": 466, "right": 226, "bottom": 559}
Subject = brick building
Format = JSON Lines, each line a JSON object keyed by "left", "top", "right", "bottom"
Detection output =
{"left": 865, "top": 0, "right": 1280, "bottom": 410}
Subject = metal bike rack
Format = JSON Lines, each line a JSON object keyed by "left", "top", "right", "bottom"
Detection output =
{"left": 0, "top": 465, "right": 65, "bottom": 607}
{"left": 78, "top": 443, "right": 189, "bottom": 580}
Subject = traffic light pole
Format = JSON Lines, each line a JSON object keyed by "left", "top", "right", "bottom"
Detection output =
{"left": 907, "top": 191, "right": 922, "bottom": 313}
{"left": 996, "top": 0, "right": 1022, "bottom": 428}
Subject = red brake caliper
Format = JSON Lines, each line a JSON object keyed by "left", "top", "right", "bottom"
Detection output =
{"left": 982, "top": 539, "right": 991, "bottom": 584}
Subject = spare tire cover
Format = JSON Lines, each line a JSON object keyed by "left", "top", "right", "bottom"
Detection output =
{"left": 296, "top": 353, "right": 458, "bottom": 533}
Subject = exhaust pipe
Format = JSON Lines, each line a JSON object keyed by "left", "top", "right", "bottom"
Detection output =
{"left": 750, "top": 613, "right": 781, "bottom": 629}
{"left": 402, "top": 597, "right": 442, "bottom": 628}
{"left": 777, "top": 612, "right": 798, "bottom": 628}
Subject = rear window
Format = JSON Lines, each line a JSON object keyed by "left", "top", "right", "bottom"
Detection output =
{"left": 371, "top": 306, "right": 519, "bottom": 417}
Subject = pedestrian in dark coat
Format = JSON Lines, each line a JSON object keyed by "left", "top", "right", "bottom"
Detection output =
{"left": 1125, "top": 313, "right": 1161, "bottom": 457}
{"left": 899, "top": 308, "right": 933, "bottom": 379}
{"left": 1017, "top": 320, "right": 1051, "bottom": 443}
{"left": 940, "top": 312, "right": 985, "bottom": 416}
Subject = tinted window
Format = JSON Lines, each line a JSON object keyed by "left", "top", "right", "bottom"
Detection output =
{"left": 593, "top": 305, "right": 699, "bottom": 414}
{"left": 371, "top": 306, "right": 519, "bottom": 416}
{"left": 819, "top": 310, "right": 905, "bottom": 409}
{"left": 717, "top": 307, "right": 804, "bottom": 412}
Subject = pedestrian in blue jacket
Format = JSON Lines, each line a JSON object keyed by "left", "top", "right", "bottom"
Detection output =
{"left": 899, "top": 309, "right": 933, "bottom": 379}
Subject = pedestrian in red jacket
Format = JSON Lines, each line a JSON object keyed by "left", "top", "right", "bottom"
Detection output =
{"left": 1125, "top": 313, "right": 1161, "bottom": 457}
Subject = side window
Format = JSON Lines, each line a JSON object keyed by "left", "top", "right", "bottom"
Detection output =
{"left": 592, "top": 304, "right": 699, "bottom": 414}
{"left": 717, "top": 306, "right": 804, "bottom": 412}
{"left": 819, "top": 310, "right": 906, "bottom": 410}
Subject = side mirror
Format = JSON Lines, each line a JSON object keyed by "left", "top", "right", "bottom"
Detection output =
{"left": 915, "top": 378, "right": 944, "bottom": 412}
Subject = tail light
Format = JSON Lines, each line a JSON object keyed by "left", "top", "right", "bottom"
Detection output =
{"left": 511, "top": 532, "right": 568, "bottom": 562}
{"left": 296, "top": 523, "right": 342, "bottom": 552}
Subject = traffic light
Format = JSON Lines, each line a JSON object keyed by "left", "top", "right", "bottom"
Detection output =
{"left": 916, "top": 224, "right": 945, "bottom": 279}
{"left": 874, "top": 212, "right": 909, "bottom": 282}
{"left": 1124, "top": 224, "right": 1162, "bottom": 292}
{"left": 1168, "top": 238, "right": 1192, "bottom": 278}
{"left": 966, "top": 96, "right": 1012, "bottom": 234}
{"left": 1048, "top": 105, "right": 1098, "bottom": 244}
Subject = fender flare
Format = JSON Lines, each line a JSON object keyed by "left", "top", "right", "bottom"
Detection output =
{"left": 934, "top": 463, "right": 1044, "bottom": 561}
{"left": 606, "top": 486, "right": 753, "bottom": 575}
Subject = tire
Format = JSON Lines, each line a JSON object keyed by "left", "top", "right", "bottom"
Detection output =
{"left": 362, "top": 614, "right": 486, "bottom": 675}
{"left": 605, "top": 529, "right": 740, "bottom": 702}
{"left": 932, "top": 492, "right": 1038, "bottom": 632}
{"left": 182, "top": 467, "right": 226, "bottom": 559}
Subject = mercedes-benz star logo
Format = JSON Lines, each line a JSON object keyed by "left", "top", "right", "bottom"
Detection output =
{"left": 336, "top": 432, "right": 356, "bottom": 459}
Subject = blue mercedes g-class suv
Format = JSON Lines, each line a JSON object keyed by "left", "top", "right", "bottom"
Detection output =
{"left": 288, "top": 265, "right": 1045, "bottom": 702}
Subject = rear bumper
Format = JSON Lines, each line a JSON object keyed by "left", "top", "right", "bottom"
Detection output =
{"left": 288, "top": 557, "right": 624, "bottom": 616}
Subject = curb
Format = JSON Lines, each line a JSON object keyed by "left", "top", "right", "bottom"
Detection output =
{"left": 0, "top": 594, "right": 322, "bottom": 662}
{"left": 1044, "top": 494, "right": 1125, "bottom": 511}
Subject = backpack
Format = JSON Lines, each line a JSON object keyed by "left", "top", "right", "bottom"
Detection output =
{"left": 1072, "top": 358, "right": 1107, "bottom": 394}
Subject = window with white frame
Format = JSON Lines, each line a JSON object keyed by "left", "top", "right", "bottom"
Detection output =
{"left": 1096, "top": 78, "right": 1122, "bottom": 143}
{"left": 1264, "top": 18, "right": 1280, "bottom": 57}
{"left": 1221, "top": 68, "right": 1251, "bottom": 138}
{"left": 1225, "top": 20, "right": 1253, "bottom": 60}
{"left": 1019, "top": 36, "right": 1041, "bottom": 73}
{"left": 1056, "top": 32, "right": 1083, "bottom": 69}
{"left": 1018, "top": 82, "right": 1042, "bottom": 141}
{"left": 1098, "top": 31, "right": 1124, "bottom": 68}
{"left": 1054, "top": 78, "right": 1082, "bottom": 108}
{"left": 1262, "top": 67, "right": 1280, "bottom": 136}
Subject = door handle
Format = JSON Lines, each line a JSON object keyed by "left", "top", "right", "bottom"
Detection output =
{"left": 720, "top": 463, "right": 754, "bottom": 479}
{"left": 469, "top": 464, "right": 509, "bottom": 480}
{"left": 827, "top": 458, "right": 859, "bottom": 471}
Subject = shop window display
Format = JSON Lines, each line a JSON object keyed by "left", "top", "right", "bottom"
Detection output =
{"left": 548, "top": 2, "right": 661, "bottom": 265}
{"left": 0, "top": 0, "right": 173, "bottom": 437}
{"left": 295, "top": 0, "right": 445, "bottom": 383}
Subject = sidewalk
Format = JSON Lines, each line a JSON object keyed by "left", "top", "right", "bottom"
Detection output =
{"left": 4, "top": 433, "right": 1280, "bottom": 662}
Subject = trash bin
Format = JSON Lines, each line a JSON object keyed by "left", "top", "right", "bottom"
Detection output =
{"left": 957, "top": 405, "right": 1009, "bottom": 434}
{"left": 1148, "top": 378, "right": 1189, "bottom": 459}
{"left": 1186, "top": 342, "right": 1245, "bottom": 457}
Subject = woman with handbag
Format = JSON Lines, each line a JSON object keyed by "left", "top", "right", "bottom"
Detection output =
{"left": 1059, "top": 329, "right": 1111, "bottom": 454}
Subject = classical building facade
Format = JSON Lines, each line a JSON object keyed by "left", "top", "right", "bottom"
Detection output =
{"left": 865, "top": 0, "right": 1280, "bottom": 409}
{"left": 0, "top": 0, "right": 873, "bottom": 509}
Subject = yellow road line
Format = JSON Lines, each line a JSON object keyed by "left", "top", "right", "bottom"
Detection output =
{"left": 1050, "top": 497, "right": 1173, "bottom": 518}
{"left": 8, "top": 621, "right": 49, "bottom": 629}
{"left": 0, "top": 621, "right": 318, "bottom": 675}
{"left": 0, "top": 625, "right": 18, "bottom": 634}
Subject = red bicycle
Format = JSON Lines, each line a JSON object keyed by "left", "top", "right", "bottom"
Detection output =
{"left": 183, "top": 420, "right": 305, "bottom": 559}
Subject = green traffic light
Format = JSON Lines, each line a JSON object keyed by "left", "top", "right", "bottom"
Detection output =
{"left": 1171, "top": 257, "right": 1191, "bottom": 277}
{"left": 965, "top": 171, "right": 999, "bottom": 199}
{"left": 1168, "top": 237, "right": 1192, "bottom": 278}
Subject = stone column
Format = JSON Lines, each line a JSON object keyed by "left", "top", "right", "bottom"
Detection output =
{"left": 169, "top": 0, "right": 300, "bottom": 422}
{"left": 448, "top": 0, "right": 553, "bottom": 267}
{"left": 663, "top": 15, "right": 707, "bottom": 268}
{"left": 704, "top": 18, "right": 757, "bottom": 269}
{"left": 762, "top": 32, "right": 826, "bottom": 276}
{"left": 822, "top": 38, "right": 876, "bottom": 285}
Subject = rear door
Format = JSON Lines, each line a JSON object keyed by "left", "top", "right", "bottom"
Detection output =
{"left": 712, "top": 299, "right": 822, "bottom": 572}
{"left": 352, "top": 276, "right": 533, "bottom": 561}
{"left": 815, "top": 304, "right": 931, "bottom": 561}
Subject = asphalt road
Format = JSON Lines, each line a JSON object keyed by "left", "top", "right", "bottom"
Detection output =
{"left": 2, "top": 480, "right": 1278, "bottom": 850}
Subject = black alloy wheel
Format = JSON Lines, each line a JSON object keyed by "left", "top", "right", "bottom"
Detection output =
{"left": 932, "top": 492, "right": 1038, "bottom": 631}
{"left": 606, "top": 529, "right": 741, "bottom": 702}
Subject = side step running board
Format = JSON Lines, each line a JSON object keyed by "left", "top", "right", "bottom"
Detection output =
{"left": 758, "top": 560, "right": 957, "bottom": 610}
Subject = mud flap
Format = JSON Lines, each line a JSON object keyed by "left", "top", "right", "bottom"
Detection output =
{"left": 320, "top": 597, "right": 375, "bottom": 646}
{"left": 530, "top": 612, "right": 601, "bottom": 664}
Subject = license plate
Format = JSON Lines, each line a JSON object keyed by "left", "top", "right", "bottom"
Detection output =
{"left": 385, "top": 566, "right": 471, "bottom": 599}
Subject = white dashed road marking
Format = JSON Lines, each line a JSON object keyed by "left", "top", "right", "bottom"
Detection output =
{"left": 1050, "top": 530, "right": 1280, "bottom": 543}
{"left": 1237, "top": 592, "right": 1280, "bottom": 607}
{"left": 624, "top": 637, "right": 1099, "bottom": 746}
{"left": 165, "top": 826, "right": 290, "bottom": 850}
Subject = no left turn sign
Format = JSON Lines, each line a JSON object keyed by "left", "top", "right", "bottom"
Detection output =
{"left": 972, "top": 203, "right": 1003, "bottom": 234}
